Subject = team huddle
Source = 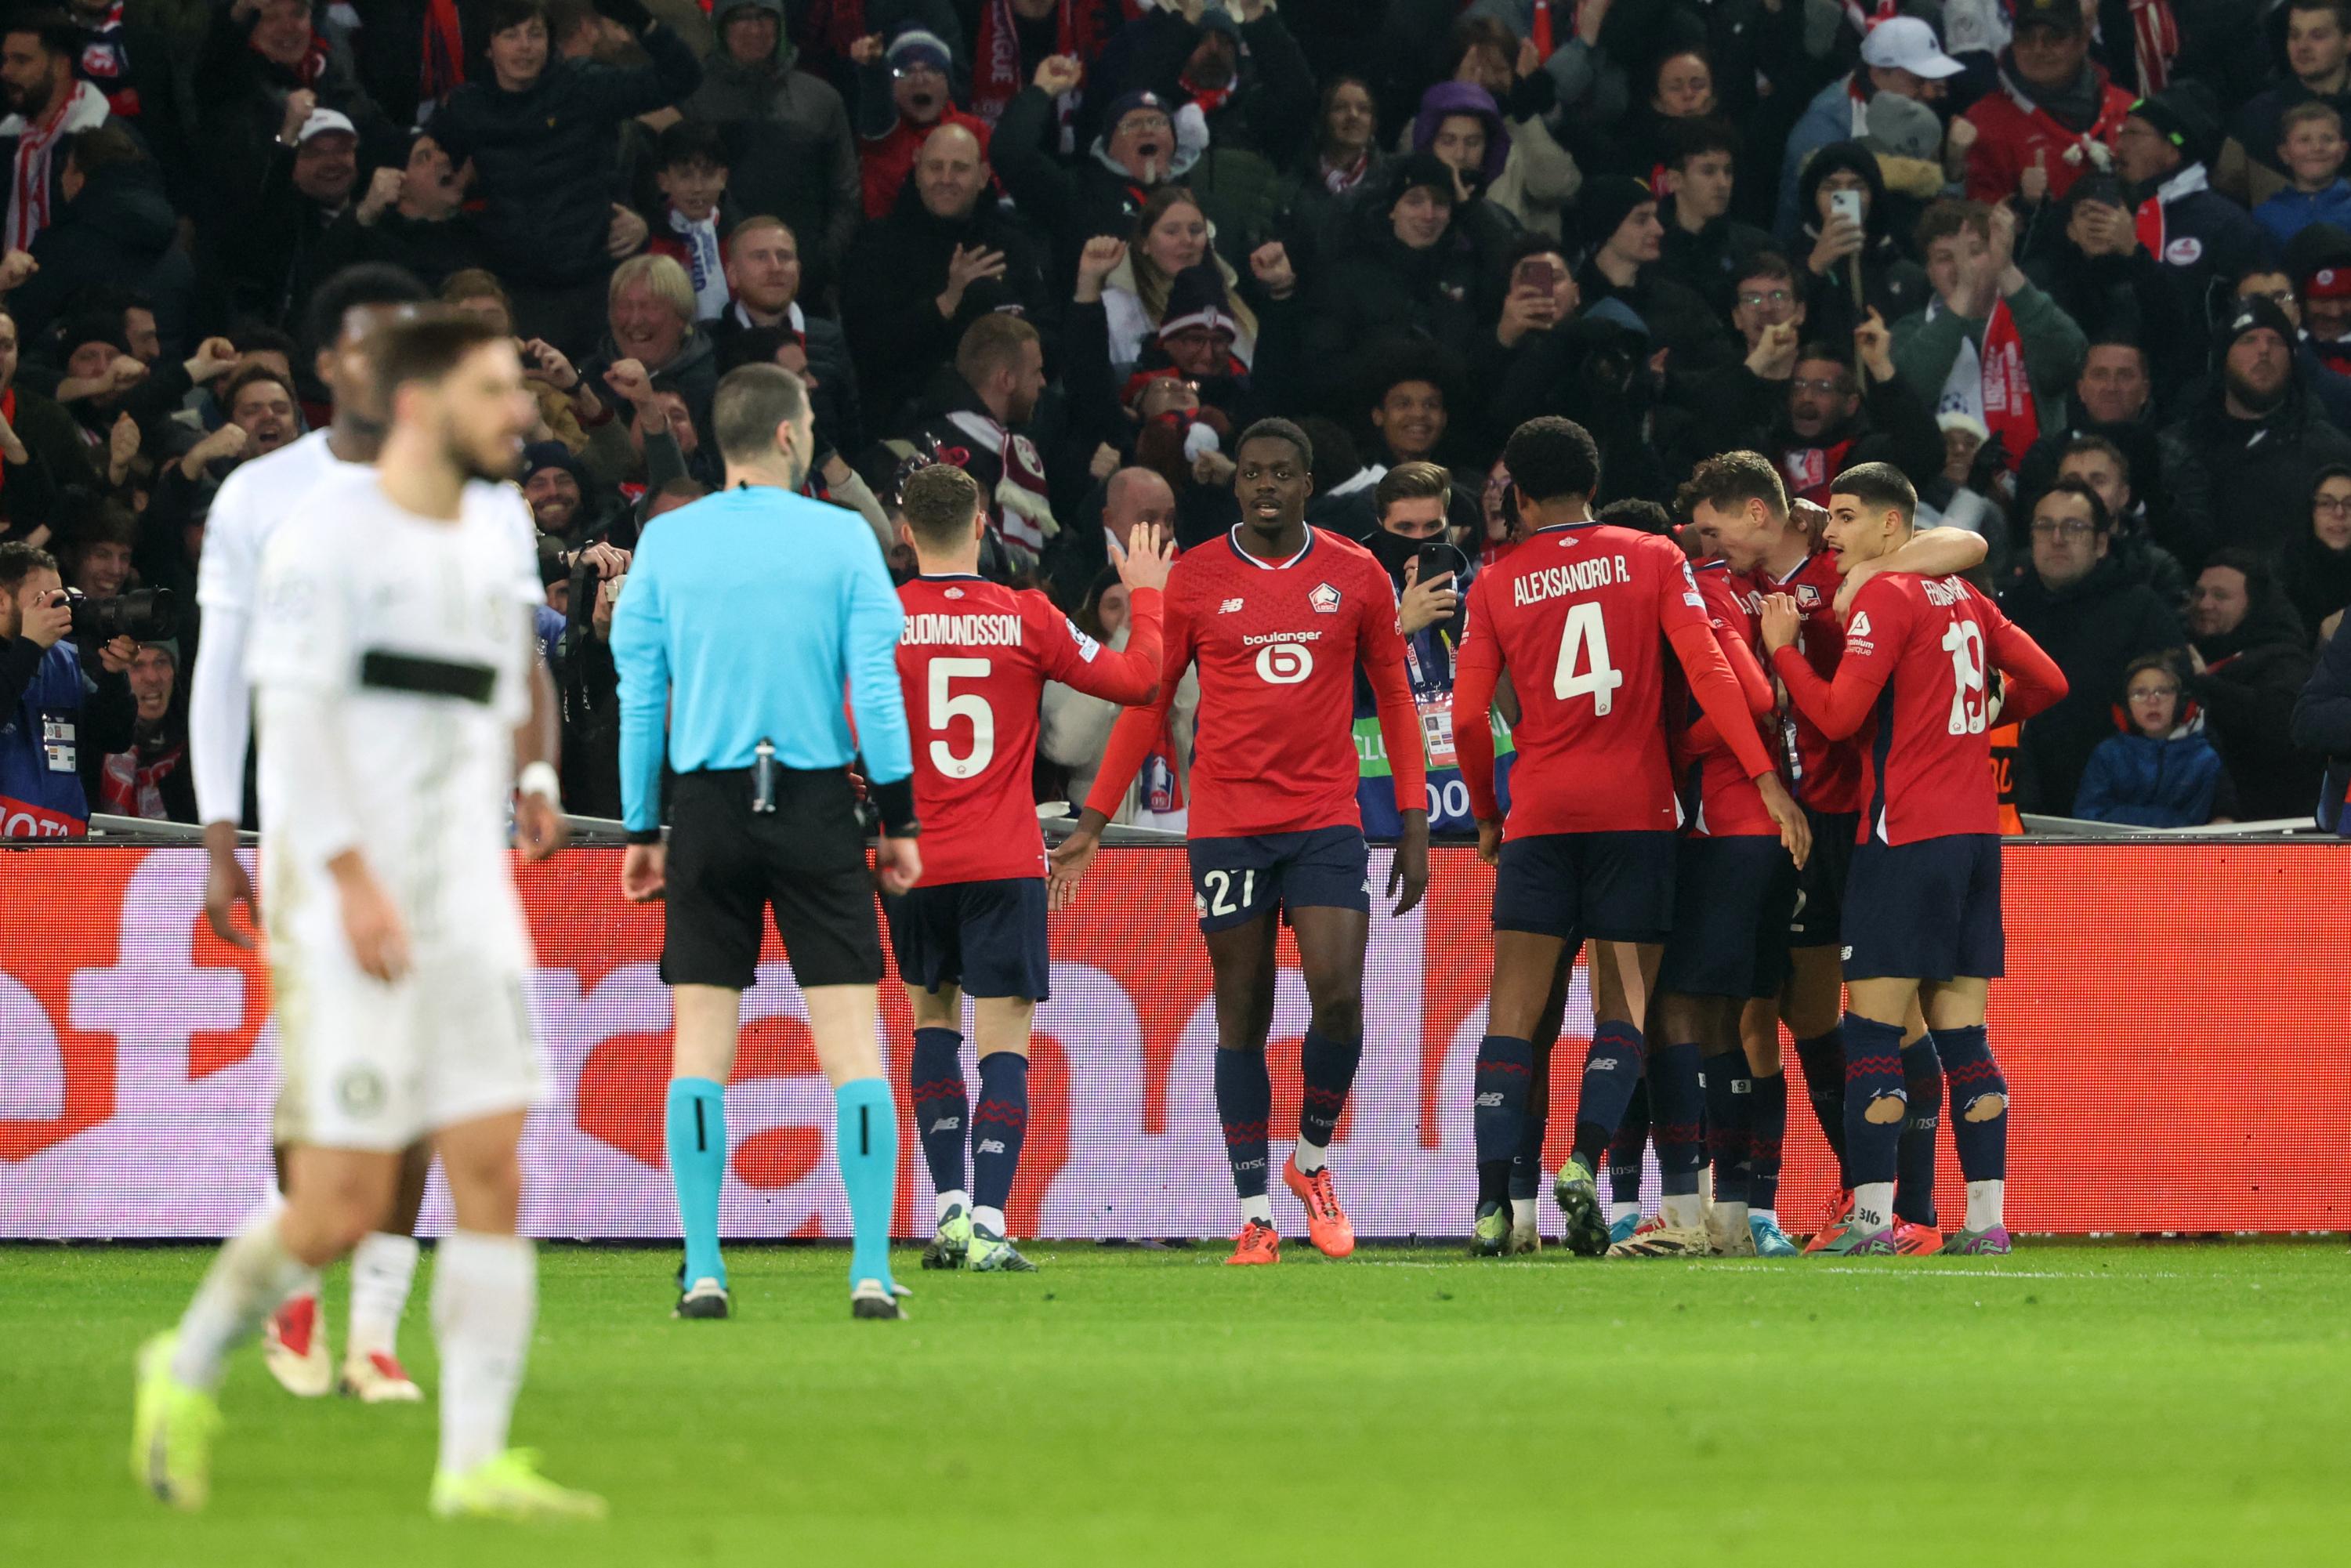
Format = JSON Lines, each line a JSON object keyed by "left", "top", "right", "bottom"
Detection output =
{"left": 123, "top": 305, "right": 2061, "bottom": 1523}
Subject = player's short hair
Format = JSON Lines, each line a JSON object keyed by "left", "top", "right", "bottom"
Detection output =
{"left": 1502, "top": 416, "right": 1600, "bottom": 505}
{"left": 1829, "top": 461, "right": 1916, "bottom": 527}
{"left": 0, "top": 539, "right": 60, "bottom": 591}
{"left": 1916, "top": 198, "right": 1991, "bottom": 253}
{"left": 1596, "top": 498, "right": 1674, "bottom": 536}
{"left": 1237, "top": 417, "right": 1313, "bottom": 471}
{"left": 1375, "top": 461, "right": 1451, "bottom": 520}
{"left": 2280, "top": 100, "right": 2346, "bottom": 140}
{"left": 2035, "top": 476, "right": 2111, "bottom": 534}
{"left": 1679, "top": 449, "right": 1788, "bottom": 521}
{"left": 712, "top": 362, "right": 810, "bottom": 462}
{"left": 440, "top": 268, "right": 509, "bottom": 310}
{"left": 609, "top": 253, "right": 696, "bottom": 323}
{"left": 955, "top": 313, "right": 1040, "bottom": 390}
{"left": 899, "top": 463, "right": 984, "bottom": 549}
{"left": 370, "top": 312, "right": 507, "bottom": 407}
{"left": 2059, "top": 433, "right": 2132, "bottom": 480}
{"left": 305, "top": 263, "right": 430, "bottom": 360}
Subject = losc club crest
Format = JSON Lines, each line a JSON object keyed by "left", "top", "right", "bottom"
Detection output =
{"left": 1795, "top": 584, "right": 1822, "bottom": 609}
{"left": 1309, "top": 582, "right": 1342, "bottom": 614}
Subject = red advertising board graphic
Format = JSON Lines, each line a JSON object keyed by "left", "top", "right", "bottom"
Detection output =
{"left": 2, "top": 845, "right": 2344, "bottom": 1237}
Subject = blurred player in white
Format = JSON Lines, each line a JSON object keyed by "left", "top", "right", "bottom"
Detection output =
{"left": 135, "top": 314, "right": 602, "bottom": 1521}
{"left": 190, "top": 264, "right": 438, "bottom": 1403}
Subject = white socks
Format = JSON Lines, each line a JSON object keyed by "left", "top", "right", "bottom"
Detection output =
{"left": 1965, "top": 1179, "right": 2005, "bottom": 1233}
{"left": 1661, "top": 1193, "right": 1704, "bottom": 1232}
{"left": 936, "top": 1188, "right": 969, "bottom": 1225}
{"left": 1509, "top": 1197, "right": 1538, "bottom": 1229}
{"left": 1240, "top": 1194, "right": 1273, "bottom": 1226}
{"left": 973, "top": 1204, "right": 1007, "bottom": 1239}
{"left": 1609, "top": 1200, "right": 1640, "bottom": 1228}
{"left": 348, "top": 1232, "right": 420, "bottom": 1361}
{"left": 173, "top": 1201, "right": 310, "bottom": 1391}
{"left": 1852, "top": 1182, "right": 1895, "bottom": 1235}
{"left": 1291, "top": 1139, "right": 1327, "bottom": 1175}
{"left": 432, "top": 1230, "right": 535, "bottom": 1477}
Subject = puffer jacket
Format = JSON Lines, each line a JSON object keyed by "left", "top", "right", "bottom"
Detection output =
{"left": 2072, "top": 725, "right": 2234, "bottom": 827}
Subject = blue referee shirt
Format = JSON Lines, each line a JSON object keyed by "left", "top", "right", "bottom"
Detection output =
{"left": 610, "top": 484, "right": 911, "bottom": 835}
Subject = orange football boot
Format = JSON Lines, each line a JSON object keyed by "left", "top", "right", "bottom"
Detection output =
{"left": 1282, "top": 1158, "right": 1357, "bottom": 1258}
{"left": 1891, "top": 1219, "right": 1945, "bottom": 1256}
{"left": 1802, "top": 1189, "right": 1854, "bottom": 1255}
{"left": 1226, "top": 1219, "right": 1281, "bottom": 1266}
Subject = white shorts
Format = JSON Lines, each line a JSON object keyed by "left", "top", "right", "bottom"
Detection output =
{"left": 269, "top": 940, "right": 547, "bottom": 1153}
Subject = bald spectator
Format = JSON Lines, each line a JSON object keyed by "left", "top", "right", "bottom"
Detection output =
{"left": 853, "top": 26, "right": 990, "bottom": 221}
{"left": 842, "top": 121, "right": 1052, "bottom": 426}
{"left": 1045, "top": 463, "right": 1175, "bottom": 610}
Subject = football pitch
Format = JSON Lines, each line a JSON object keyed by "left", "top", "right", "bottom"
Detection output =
{"left": 6, "top": 1241, "right": 2346, "bottom": 1567}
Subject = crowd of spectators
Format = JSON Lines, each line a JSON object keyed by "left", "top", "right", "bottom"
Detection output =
{"left": 5, "top": 0, "right": 2351, "bottom": 835}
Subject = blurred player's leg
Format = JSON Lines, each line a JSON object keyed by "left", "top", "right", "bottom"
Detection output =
{"left": 905, "top": 985, "right": 973, "bottom": 1270}
{"left": 1741, "top": 998, "right": 1799, "bottom": 1255}
{"left": 1506, "top": 952, "right": 1574, "bottom": 1253}
{"left": 1207, "top": 912, "right": 1281, "bottom": 1263}
{"left": 1784, "top": 946, "right": 1852, "bottom": 1251}
{"left": 1893, "top": 1009, "right": 1946, "bottom": 1255}
{"left": 805, "top": 983, "right": 904, "bottom": 1316}
{"left": 1281, "top": 903, "right": 1368, "bottom": 1260}
{"left": 969, "top": 997, "right": 1038, "bottom": 1273}
{"left": 261, "top": 1140, "right": 331, "bottom": 1399}
{"left": 1702, "top": 1039, "right": 1755, "bottom": 1255}
{"left": 1611, "top": 990, "right": 1712, "bottom": 1258}
{"left": 341, "top": 1140, "right": 429, "bottom": 1401}
{"left": 667, "top": 984, "right": 738, "bottom": 1320}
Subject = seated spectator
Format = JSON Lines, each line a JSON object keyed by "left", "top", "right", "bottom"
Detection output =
{"left": 1999, "top": 477, "right": 2186, "bottom": 811}
{"left": 140, "top": 363, "right": 301, "bottom": 553}
{"left": 1893, "top": 199, "right": 2087, "bottom": 464}
{"left": 578, "top": 253, "right": 716, "bottom": 447}
{"left": 641, "top": 121, "right": 738, "bottom": 322}
{"left": 1791, "top": 140, "right": 1931, "bottom": 352}
{"left": 1601, "top": 45, "right": 1716, "bottom": 185}
{"left": 5, "top": 125, "right": 190, "bottom": 355}
{"left": 432, "top": 0, "right": 702, "bottom": 353}
{"left": 1959, "top": 0, "right": 2134, "bottom": 206}
{"left": 1655, "top": 118, "right": 1770, "bottom": 323}
{"left": 95, "top": 639, "right": 194, "bottom": 824}
{"left": 1411, "top": 20, "right": 1578, "bottom": 241}
{"left": 853, "top": 25, "right": 989, "bottom": 221}
{"left": 1780, "top": 15, "right": 1962, "bottom": 242}
{"left": 2, "top": 9, "right": 111, "bottom": 255}
{"left": 193, "top": 0, "right": 386, "bottom": 212}
{"left": 842, "top": 123, "right": 1050, "bottom": 428}
{"left": 442, "top": 270, "right": 598, "bottom": 458}
{"left": 1302, "top": 155, "right": 1498, "bottom": 404}
{"left": 2020, "top": 172, "right": 2196, "bottom": 393}
{"left": 1042, "top": 460, "right": 1175, "bottom": 616}
{"left": 2186, "top": 548, "right": 2324, "bottom": 818}
{"left": 332, "top": 128, "right": 482, "bottom": 292}
{"left": 902, "top": 312, "right": 1055, "bottom": 561}
{"left": 2283, "top": 463, "right": 2351, "bottom": 637}
{"left": 2219, "top": 0, "right": 2351, "bottom": 207}
{"left": 2072, "top": 650, "right": 2239, "bottom": 826}
{"left": 682, "top": 0, "right": 859, "bottom": 292}
{"left": 57, "top": 495, "right": 134, "bottom": 599}
{"left": 1276, "top": 75, "right": 1389, "bottom": 271}
{"left": 2254, "top": 102, "right": 2351, "bottom": 248}
{"left": 2113, "top": 83, "right": 2264, "bottom": 339}
{"left": 1573, "top": 174, "right": 1731, "bottom": 374}
{"left": 2291, "top": 592, "right": 2351, "bottom": 830}
{"left": 2284, "top": 223, "right": 2351, "bottom": 380}
{"left": 2157, "top": 297, "right": 2351, "bottom": 567}
{"left": 710, "top": 216, "right": 860, "bottom": 458}
{"left": 2054, "top": 433, "right": 2191, "bottom": 607}
{"left": 1932, "top": 411, "right": 2012, "bottom": 564}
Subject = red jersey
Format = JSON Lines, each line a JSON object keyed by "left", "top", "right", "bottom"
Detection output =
{"left": 899, "top": 575, "right": 1162, "bottom": 883}
{"left": 1675, "top": 562, "right": 1780, "bottom": 838}
{"left": 1086, "top": 527, "right": 1424, "bottom": 839}
{"left": 1770, "top": 573, "right": 2067, "bottom": 847}
{"left": 1453, "top": 522, "right": 1775, "bottom": 837}
{"left": 1742, "top": 549, "right": 1864, "bottom": 814}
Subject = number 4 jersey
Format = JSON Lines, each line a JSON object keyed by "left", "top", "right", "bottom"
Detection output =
{"left": 897, "top": 574, "right": 1165, "bottom": 884}
{"left": 1770, "top": 572, "right": 2067, "bottom": 846}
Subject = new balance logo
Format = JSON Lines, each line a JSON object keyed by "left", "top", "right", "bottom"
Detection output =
{"left": 977, "top": 1139, "right": 1005, "bottom": 1155}
{"left": 1840, "top": 946, "right": 1854, "bottom": 961}
{"left": 1586, "top": 1056, "right": 1619, "bottom": 1073}
{"left": 929, "top": 1117, "right": 962, "bottom": 1133}
{"left": 1219, "top": 597, "right": 1245, "bottom": 614}
{"left": 1475, "top": 1092, "right": 1505, "bottom": 1107}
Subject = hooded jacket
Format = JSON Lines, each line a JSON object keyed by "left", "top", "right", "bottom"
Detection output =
{"left": 1791, "top": 141, "right": 1930, "bottom": 348}
{"left": 1998, "top": 554, "right": 2186, "bottom": 812}
{"left": 2072, "top": 723, "right": 2234, "bottom": 826}
{"left": 1408, "top": 79, "right": 1581, "bottom": 242}
{"left": 2191, "top": 592, "right": 2322, "bottom": 820}
{"left": 2157, "top": 345, "right": 2351, "bottom": 570}
{"left": 433, "top": 22, "right": 703, "bottom": 288}
{"left": 683, "top": 4, "right": 861, "bottom": 284}
{"left": 2290, "top": 618, "right": 2351, "bottom": 831}
{"left": 1299, "top": 167, "right": 1502, "bottom": 407}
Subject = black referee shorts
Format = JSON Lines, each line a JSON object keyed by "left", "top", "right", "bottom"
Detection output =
{"left": 661, "top": 766, "right": 884, "bottom": 991}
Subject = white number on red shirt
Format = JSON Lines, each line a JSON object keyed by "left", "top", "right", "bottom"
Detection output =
{"left": 927, "top": 657, "right": 996, "bottom": 778}
{"left": 1254, "top": 641, "right": 1313, "bottom": 684}
{"left": 1551, "top": 601, "right": 1624, "bottom": 715}
{"left": 1940, "top": 619, "right": 1987, "bottom": 737}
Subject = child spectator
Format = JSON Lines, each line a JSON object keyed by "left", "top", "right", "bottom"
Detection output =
{"left": 2072, "top": 651, "right": 2238, "bottom": 825}
{"left": 644, "top": 121, "right": 737, "bottom": 321}
{"left": 2255, "top": 103, "right": 2351, "bottom": 249}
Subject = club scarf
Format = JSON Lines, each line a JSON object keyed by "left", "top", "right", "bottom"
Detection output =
{"left": 2128, "top": 0, "right": 2180, "bottom": 94}
{"left": 4, "top": 79, "right": 107, "bottom": 251}
{"left": 1933, "top": 295, "right": 2037, "bottom": 473}
{"left": 421, "top": 0, "right": 466, "bottom": 107}
{"left": 945, "top": 407, "right": 1058, "bottom": 551}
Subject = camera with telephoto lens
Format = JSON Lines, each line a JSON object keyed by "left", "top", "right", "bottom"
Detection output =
{"left": 63, "top": 585, "right": 177, "bottom": 644}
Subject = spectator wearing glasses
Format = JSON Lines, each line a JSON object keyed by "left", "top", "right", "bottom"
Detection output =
{"left": 2284, "top": 464, "right": 2351, "bottom": 638}
{"left": 2073, "top": 651, "right": 2238, "bottom": 826}
{"left": 1998, "top": 476, "right": 2186, "bottom": 812}
{"left": 853, "top": 25, "right": 989, "bottom": 221}
{"left": 2186, "top": 549, "right": 2324, "bottom": 819}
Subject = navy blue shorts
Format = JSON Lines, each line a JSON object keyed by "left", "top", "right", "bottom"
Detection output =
{"left": 1660, "top": 835, "right": 1799, "bottom": 1000}
{"left": 1840, "top": 834, "right": 2004, "bottom": 983}
{"left": 1787, "top": 808, "right": 1857, "bottom": 947}
{"left": 1186, "top": 827, "right": 1371, "bottom": 933}
{"left": 1492, "top": 831, "right": 1676, "bottom": 943}
{"left": 884, "top": 877, "right": 1052, "bottom": 1001}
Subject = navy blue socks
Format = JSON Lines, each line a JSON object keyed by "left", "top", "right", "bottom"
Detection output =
{"left": 971, "top": 1052, "right": 1028, "bottom": 1222}
{"left": 909, "top": 1026, "right": 969, "bottom": 1208}
{"left": 1474, "top": 1034, "right": 1535, "bottom": 1204}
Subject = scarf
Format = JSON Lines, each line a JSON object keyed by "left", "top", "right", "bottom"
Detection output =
{"left": 78, "top": 2, "right": 141, "bottom": 118}
{"left": 1780, "top": 435, "right": 1860, "bottom": 505}
{"left": 975, "top": 0, "right": 1107, "bottom": 146}
{"left": 1320, "top": 147, "right": 1370, "bottom": 194}
{"left": 98, "top": 734, "right": 184, "bottom": 820}
{"left": 1531, "top": 1, "right": 1556, "bottom": 58}
{"left": 945, "top": 407, "right": 1058, "bottom": 551}
{"left": 1842, "top": 2, "right": 1903, "bottom": 34}
{"left": 670, "top": 206, "right": 729, "bottom": 319}
{"left": 0, "top": 388, "right": 13, "bottom": 504}
{"left": 1999, "top": 55, "right": 2116, "bottom": 136}
{"left": 420, "top": 0, "right": 466, "bottom": 108}
{"left": 2132, "top": 159, "right": 2206, "bottom": 262}
{"left": 2128, "top": 0, "right": 2180, "bottom": 94}
{"left": 1932, "top": 295, "right": 2038, "bottom": 473}
{"left": 4, "top": 79, "right": 107, "bottom": 251}
{"left": 810, "top": 0, "right": 869, "bottom": 59}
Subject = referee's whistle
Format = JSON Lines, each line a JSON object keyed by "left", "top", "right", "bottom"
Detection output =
{"left": 752, "top": 737, "right": 779, "bottom": 815}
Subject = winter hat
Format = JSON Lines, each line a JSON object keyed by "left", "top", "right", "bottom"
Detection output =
{"left": 2217, "top": 295, "right": 2297, "bottom": 357}
{"left": 1863, "top": 92, "right": 1943, "bottom": 163}
{"left": 714, "top": 0, "right": 782, "bottom": 24}
{"left": 2012, "top": 0, "right": 2087, "bottom": 36}
{"left": 1101, "top": 89, "right": 1173, "bottom": 135}
{"left": 522, "top": 440, "right": 587, "bottom": 489}
{"left": 2128, "top": 81, "right": 2222, "bottom": 170}
{"left": 1194, "top": 6, "right": 1240, "bottom": 40}
{"left": 1577, "top": 175, "right": 1655, "bottom": 249}
{"left": 1411, "top": 81, "right": 1511, "bottom": 188}
{"left": 1392, "top": 151, "right": 1460, "bottom": 203}
{"left": 2286, "top": 220, "right": 2351, "bottom": 292}
{"left": 1159, "top": 263, "right": 1242, "bottom": 342}
{"left": 1937, "top": 411, "right": 1991, "bottom": 444}
{"left": 886, "top": 28, "right": 952, "bottom": 74}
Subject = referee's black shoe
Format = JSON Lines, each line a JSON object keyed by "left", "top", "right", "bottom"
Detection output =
{"left": 673, "top": 1263, "right": 731, "bottom": 1320}
{"left": 849, "top": 1280, "right": 904, "bottom": 1320}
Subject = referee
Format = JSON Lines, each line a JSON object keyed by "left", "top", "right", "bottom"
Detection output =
{"left": 610, "top": 362, "right": 920, "bottom": 1324}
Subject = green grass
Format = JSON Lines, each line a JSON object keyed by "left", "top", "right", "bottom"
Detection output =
{"left": 5, "top": 1241, "right": 2348, "bottom": 1566}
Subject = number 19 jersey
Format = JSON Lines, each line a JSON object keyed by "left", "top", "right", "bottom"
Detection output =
{"left": 1459, "top": 522, "right": 1715, "bottom": 836}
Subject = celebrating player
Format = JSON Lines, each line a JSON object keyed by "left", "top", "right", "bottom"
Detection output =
{"left": 890, "top": 463, "right": 1172, "bottom": 1273}
{"left": 1452, "top": 418, "right": 1806, "bottom": 1258}
{"left": 190, "top": 264, "right": 437, "bottom": 1403}
{"left": 1683, "top": 452, "right": 1986, "bottom": 1253}
{"left": 135, "top": 315, "right": 601, "bottom": 1519}
{"left": 1050, "top": 419, "right": 1433, "bottom": 1266}
{"left": 1759, "top": 462, "right": 2066, "bottom": 1256}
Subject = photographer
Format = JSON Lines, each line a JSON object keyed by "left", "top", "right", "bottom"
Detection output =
{"left": 0, "top": 540, "right": 136, "bottom": 837}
